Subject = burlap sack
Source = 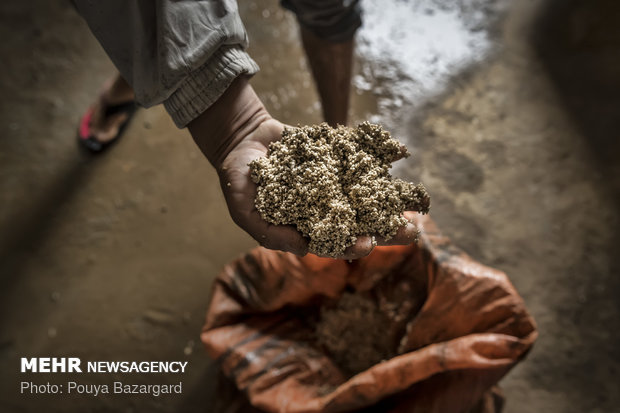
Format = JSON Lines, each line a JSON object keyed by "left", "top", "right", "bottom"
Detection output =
{"left": 202, "top": 214, "right": 537, "bottom": 412}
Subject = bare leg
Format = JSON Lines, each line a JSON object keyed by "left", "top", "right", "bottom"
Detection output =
{"left": 300, "top": 28, "right": 354, "bottom": 126}
{"left": 88, "top": 72, "right": 135, "bottom": 143}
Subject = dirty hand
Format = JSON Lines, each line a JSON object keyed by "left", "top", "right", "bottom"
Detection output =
{"left": 188, "top": 76, "right": 308, "bottom": 255}
{"left": 188, "top": 76, "right": 419, "bottom": 259}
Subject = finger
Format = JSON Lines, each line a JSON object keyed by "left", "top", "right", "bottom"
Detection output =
{"left": 259, "top": 224, "right": 309, "bottom": 256}
{"left": 240, "top": 207, "right": 309, "bottom": 256}
{"left": 221, "top": 164, "right": 309, "bottom": 256}
{"left": 226, "top": 193, "right": 310, "bottom": 256}
{"left": 375, "top": 213, "right": 420, "bottom": 246}
{"left": 335, "top": 235, "right": 374, "bottom": 260}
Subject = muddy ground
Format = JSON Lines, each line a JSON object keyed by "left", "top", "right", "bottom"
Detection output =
{"left": 1, "top": 0, "right": 619, "bottom": 412}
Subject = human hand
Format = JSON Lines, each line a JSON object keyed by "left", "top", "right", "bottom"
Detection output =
{"left": 188, "top": 76, "right": 421, "bottom": 259}
{"left": 218, "top": 118, "right": 309, "bottom": 255}
{"left": 188, "top": 76, "right": 308, "bottom": 255}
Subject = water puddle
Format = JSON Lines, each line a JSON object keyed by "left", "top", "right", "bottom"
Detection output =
{"left": 354, "top": 0, "right": 508, "bottom": 132}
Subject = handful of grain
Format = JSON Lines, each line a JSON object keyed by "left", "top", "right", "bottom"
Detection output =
{"left": 249, "top": 122, "right": 430, "bottom": 257}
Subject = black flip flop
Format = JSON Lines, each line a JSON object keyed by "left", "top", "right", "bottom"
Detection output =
{"left": 77, "top": 100, "right": 136, "bottom": 153}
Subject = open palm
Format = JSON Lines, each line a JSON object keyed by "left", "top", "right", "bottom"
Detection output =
{"left": 217, "top": 119, "right": 421, "bottom": 259}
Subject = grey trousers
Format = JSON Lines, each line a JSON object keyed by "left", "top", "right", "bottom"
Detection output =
{"left": 74, "top": 0, "right": 361, "bottom": 128}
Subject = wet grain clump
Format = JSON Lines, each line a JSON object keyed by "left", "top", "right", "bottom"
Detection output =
{"left": 249, "top": 122, "right": 430, "bottom": 257}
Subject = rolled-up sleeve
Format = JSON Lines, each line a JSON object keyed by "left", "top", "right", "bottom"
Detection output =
{"left": 74, "top": 0, "right": 260, "bottom": 127}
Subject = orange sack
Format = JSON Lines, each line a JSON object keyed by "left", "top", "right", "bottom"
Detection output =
{"left": 202, "top": 214, "right": 538, "bottom": 412}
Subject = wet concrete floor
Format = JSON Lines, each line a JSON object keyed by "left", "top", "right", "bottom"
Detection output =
{"left": 1, "top": 0, "right": 619, "bottom": 412}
